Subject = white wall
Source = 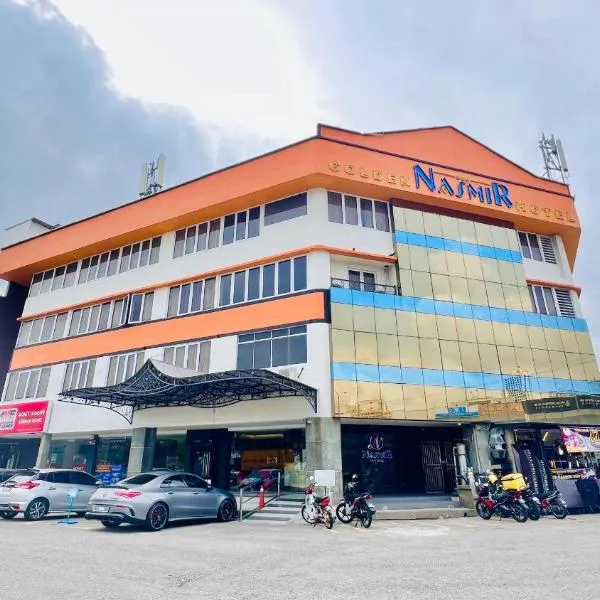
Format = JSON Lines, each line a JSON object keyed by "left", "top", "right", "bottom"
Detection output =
{"left": 522, "top": 235, "right": 573, "bottom": 287}
{"left": 22, "top": 188, "right": 393, "bottom": 318}
{"left": 2, "top": 219, "right": 55, "bottom": 249}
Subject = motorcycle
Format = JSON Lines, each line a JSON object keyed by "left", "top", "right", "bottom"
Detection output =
{"left": 517, "top": 486, "right": 542, "bottom": 521}
{"left": 475, "top": 473, "right": 529, "bottom": 523}
{"left": 301, "top": 477, "right": 335, "bottom": 529}
{"left": 537, "top": 489, "right": 568, "bottom": 519}
{"left": 336, "top": 475, "right": 376, "bottom": 528}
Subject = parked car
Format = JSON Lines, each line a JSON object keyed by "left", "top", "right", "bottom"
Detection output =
{"left": 238, "top": 468, "right": 282, "bottom": 491}
{"left": 0, "top": 468, "right": 99, "bottom": 520}
{"left": 85, "top": 470, "right": 237, "bottom": 531}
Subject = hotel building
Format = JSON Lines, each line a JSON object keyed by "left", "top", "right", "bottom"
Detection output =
{"left": 0, "top": 125, "right": 598, "bottom": 498}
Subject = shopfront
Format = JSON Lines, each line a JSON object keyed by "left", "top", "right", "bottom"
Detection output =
{"left": 0, "top": 400, "right": 48, "bottom": 469}
{"left": 340, "top": 424, "right": 463, "bottom": 495}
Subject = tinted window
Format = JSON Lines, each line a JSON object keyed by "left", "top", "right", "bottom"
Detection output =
{"left": 52, "top": 471, "right": 72, "bottom": 485}
{"left": 223, "top": 214, "right": 235, "bottom": 245}
{"left": 360, "top": 198, "right": 374, "bottom": 228}
{"left": 220, "top": 274, "right": 232, "bottom": 306}
{"left": 248, "top": 267, "right": 260, "bottom": 300}
{"left": 264, "top": 193, "right": 307, "bottom": 226}
{"left": 248, "top": 207, "right": 260, "bottom": 238}
{"left": 162, "top": 475, "right": 186, "bottom": 488}
{"left": 183, "top": 474, "right": 208, "bottom": 489}
{"left": 327, "top": 191, "right": 343, "bottom": 223}
{"left": 123, "top": 474, "right": 158, "bottom": 486}
{"left": 71, "top": 471, "right": 98, "bottom": 486}
{"left": 278, "top": 260, "right": 291, "bottom": 294}
{"left": 293, "top": 256, "right": 307, "bottom": 291}
{"left": 262, "top": 264, "right": 275, "bottom": 297}
{"left": 233, "top": 271, "right": 246, "bottom": 303}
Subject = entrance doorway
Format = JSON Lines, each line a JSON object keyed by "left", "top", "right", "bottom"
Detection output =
{"left": 421, "top": 442, "right": 457, "bottom": 493}
{"left": 187, "top": 430, "right": 230, "bottom": 490}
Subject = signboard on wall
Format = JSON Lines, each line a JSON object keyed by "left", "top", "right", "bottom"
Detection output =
{"left": 0, "top": 400, "right": 48, "bottom": 435}
{"left": 561, "top": 427, "right": 600, "bottom": 454}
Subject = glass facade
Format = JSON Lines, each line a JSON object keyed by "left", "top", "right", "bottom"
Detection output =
{"left": 48, "top": 438, "right": 97, "bottom": 472}
{"left": 153, "top": 434, "right": 188, "bottom": 471}
{"left": 94, "top": 437, "right": 131, "bottom": 484}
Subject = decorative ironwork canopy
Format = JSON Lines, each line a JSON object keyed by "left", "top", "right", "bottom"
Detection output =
{"left": 59, "top": 359, "right": 317, "bottom": 424}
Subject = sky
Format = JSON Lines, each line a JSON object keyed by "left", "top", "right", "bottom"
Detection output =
{"left": 1, "top": 0, "right": 599, "bottom": 345}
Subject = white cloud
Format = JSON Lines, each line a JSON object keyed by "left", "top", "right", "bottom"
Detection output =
{"left": 49, "top": 0, "right": 332, "bottom": 142}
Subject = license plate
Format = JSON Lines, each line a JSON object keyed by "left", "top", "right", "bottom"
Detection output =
{"left": 93, "top": 505, "right": 109, "bottom": 513}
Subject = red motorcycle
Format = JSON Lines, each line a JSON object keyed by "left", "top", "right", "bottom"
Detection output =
{"left": 301, "top": 478, "right": 335, "bottom": 529}
{"left": 475, "top": 473, "right": 529, "bottom": 523}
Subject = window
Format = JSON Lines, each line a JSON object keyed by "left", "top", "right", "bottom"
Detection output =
{"left": 163, "top": 341, "right": 210, "bottom": 373}
{"left": 29, "top": 262, "right": 79, "bottom": 297}
{"left": 348, "top": 270, "right": 376, "bottom": 292}
{"left": 223, "top": 215, "right": 236, "bottom": 245}
{"left": 128, "top": 292, "right": 154, "bottom": 324}
{"left": 264, "top": 193, "right": 307, "bottom": 226}
{"left": 236, "top": 326, "right": 307, "bottom": 369}
{"left": 16, "top": 312, "right": 69, "bottom": 347}
{"left": 519, "top": 232, "right": 557, "bottom": 264}
{"left": 183, "top": 474, "right": 208, "bottom": 489}
{"left": 528, "top": 284, "right": 576, "bottom": 318}
{"left": 71, "top": 471, "right": 98, "bottom": 486}
{"left": 327, "top": 191, "right": 390, "bottom": 231}
{"left": 63, "top": 359, "right": 96, "bottom": 391}
{"left": 220, "top": 274, "right": 232, "bottom": 307}
{"left": 3, "top": 367, "right": 51, "bottom": 402}
{"left": 162, "top": 475, "right": 187, "bottom": 488}
{"left": 106, "top": 351, "right": 145, "bottom": 386}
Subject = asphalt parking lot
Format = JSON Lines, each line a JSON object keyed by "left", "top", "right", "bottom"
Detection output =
{"left": 1, "top": 513, "right": 599, "bottom": 600}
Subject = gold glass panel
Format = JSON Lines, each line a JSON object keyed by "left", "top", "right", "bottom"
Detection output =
{"left": 446, "top": 252, "right": 467, "bottom": 278}
{"left": 398, "top": 336, "right": 422, "bottom": 368}
{"left": 566, "top": 353, "right": 586, "bottom": 381}
{"left": 481, "top": 259, "right": 501, "bottom": 284}
{"left": 404, "top": 208, "right": 425, "bottom": 234}
{"left": 402, "top": 384, "right": 427, "bottom": 411}
{"left": 357, "top": 381, "right": 381, "bottom": 401}
{"left": 381, "top": 383, "right": 405, "bottom": 417}
{"left": 559, "top": 330, "right": 579, "bottom": 354}
{"left": 425, "top": 386, "right": 448, "bottom": 411}
{"left": 463, "top": 255, "right": 484, "bottom": 281}
{"left": 549, "top": 350, "right": 569, "bottom": 379}
{"left": 431, "top": 273, "right": 452, "bottom": 300}
{"left": 575, "top": 332, "right": 595, "bottom": 355}
{"left": 440, "top": 340, "right": 462, "bottom": 371}
{"left": 498, "top": 262, "right": 517, "bottom": 286}
{"left": 467, "top": 278, "right": 488, "bottom": 305}
{"left": 446, "top": 387, "right": 467, "bottom": 407}
{"left": 474, "top": 320, "right": 495, "bottom": 344}
{"left": 399, "top": 269, "right": 414, "bottom": 297}
{"left": 333, "top": 380, "right": 358, "bottom": 416}
{"left": 377, "top": 334, "right": 400, "bottom": 366}
{"left": 440, "top": 216, "right": 460, "bottom": 242}
{"left": 412, "top": 270, "right": 434, "bottom": 297}
{"left": 392, "top": 207, "right": 407, "bottom": 231}
{"left": 466, "top": 388, "right": 491, "bottom": 404}
{"left": 459, "top": 341, "right": 481, "bottom": 372}
{"left": 396, "top": 311, "right": 419, "bottom": 337}
{"left": 422, "top": 211, "right": 443, "bottom": 237}
{"left": 436, "top": 315, "right": 458, "bottom": 341}
{"left": 416, "top": 313, "right": 438, "bottom": 338}
{"left": 405, "top": 409, "right": 429, "bottom": 421}
{"left": 353, "top": 305, "right": 376, "bottom": 333}
{"left": 474, "top": 222, "right": 494, "bottom": 247}
{"left": 583, "top": 355, "right": 600, "bottom": 380}
{"left": 510, "top": 324, "right": 530, "bottom": 348}
{"left": 506, "top": 230, "right": 521, "bottom": 252}
{"left": 428, "top": 249, "right": 449, "bottom": 276}
{"left": 375, "top": 308, "right": 397, "bottom": 335}
{"left": 331, "top": 304, "right": 354, "bottom": 330}
{"left": 485, "top": 281, "right": 505, "bottom": 308}
{"left": 456, "top": 318, "right": 477, "bottom": 343}
{"left": 458, "top": 219, "right": 477, "bottom": 244}
{"left": 354, "top": 332, "right": 378, "bottom": 364}
{"left": 356, "top": 383, "right": 384, "bottom": 417}
{"left": 408, "top": 245, "right": 430, "bottom": 272}
{"left": 395, "top": 243, "right": 411, "bottom": 266}
{"left": 449, "top": 276, "right": 469, "bottom": 303}
{"left": 479, "top": 343, "right": 501, "bottom": 373}
{"left": 491, "top": 226, "right": 510, "bottom": 250}
{"left": 519, "top": 285, "right": 534, "bottom": 310}
{"left": 419, "top": 338, "right": 442, "bottom": 370}
{"left": 544, "top": 328, "right": 564, "bottom": 352}
{"left": 527, "top": 326, "right": 548, "bottom": 350}
{"left": 515, "top": 346, "right": 535, "bottom": 374}
{"left": 532, "top": 348, "right": 553, "bottom": 377}
{"left": 493, "top": 322, "right": 513, "bottom": 347}
{"left": 331, "top": 329, "right": 356, "bottom": 363}
{"left": 502, "top": 285, "right": 522, "bottom": 311}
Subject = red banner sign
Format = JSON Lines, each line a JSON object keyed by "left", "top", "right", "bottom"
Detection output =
{"left": 0, "top": 400, "right": 49, "bottom": 435}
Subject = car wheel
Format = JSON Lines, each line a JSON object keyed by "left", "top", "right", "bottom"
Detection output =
{"left": 101, "top": 520, "right": 120, "bottom": 529}
{"left": 145, "top": 502, "right": 169, "bottom": 531}
{"left": 0, "top": 510, "right": 18, "bottom": 520}
{"left": 24, "top": 499, "right": 49, "bottom": 521}
{"left": 218, "top": 499, "right": 236, "bottom": 522}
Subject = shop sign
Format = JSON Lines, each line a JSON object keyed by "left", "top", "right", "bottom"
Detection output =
{"left": 561, "top": 426, "right": 600, "bottom": 453}
{"left": 576, "top": 396, "right": 600, "bottom": 411}
{"left": 435, "top": 406, "right": 479, "bottom": 419}
{"left": 0, "top": 400, "right": 48, "bottom": 435}
{"left": 328, "top": 160, "right": 411, "bottom": 188}
{"left": 523, "top": 397, "right": 578, "bottom": 414}
{"left": 362, "top": 434, "right": 393, "bottom": 463}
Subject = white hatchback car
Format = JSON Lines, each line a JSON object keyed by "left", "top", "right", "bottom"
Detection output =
{"left": 0, "top": 468, "right": 99, "bottom": 520}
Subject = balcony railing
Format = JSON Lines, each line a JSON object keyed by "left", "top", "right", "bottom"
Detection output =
{"left": 331, "top": 278, "right": 397, "bottom": 295}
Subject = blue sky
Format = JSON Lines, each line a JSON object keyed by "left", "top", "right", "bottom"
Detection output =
{"left": 1, "top": 0, "right": 598, "bottom": 345}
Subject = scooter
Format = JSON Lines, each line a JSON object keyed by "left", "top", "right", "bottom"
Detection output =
{"left": 301, "top": 477, "right": 335, "bottom": 529}
{"left": 336, "top": 475, "right": 376, "bottom": 528}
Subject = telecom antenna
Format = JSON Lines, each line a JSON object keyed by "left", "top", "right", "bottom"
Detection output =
{"left": 539, "top": 133, "right": 569, "bottom": 183}
{"left": 139, "top": 154, "right": 167, "bottom": 197}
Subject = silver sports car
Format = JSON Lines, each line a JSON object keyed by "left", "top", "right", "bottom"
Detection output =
{"left": 85, "top": 470, "right": 237, "bottom": 531}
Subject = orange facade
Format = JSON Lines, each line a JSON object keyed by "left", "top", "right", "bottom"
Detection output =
{"left": 0, "top": 124, "right": 579, "bottom": 284}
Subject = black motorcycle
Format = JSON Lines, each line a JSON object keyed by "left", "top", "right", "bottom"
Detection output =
{"left": 336, "top": 475, "right": 376, "bottom": 528}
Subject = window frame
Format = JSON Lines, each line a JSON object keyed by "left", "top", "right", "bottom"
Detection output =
{"left": 528, "top": 284, "right": 575, "bottom": 317}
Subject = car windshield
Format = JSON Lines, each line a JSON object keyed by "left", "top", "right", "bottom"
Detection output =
{"left": 119, "top": 474, "right": 158, "bottom": 486}
{"left": 5, "top": 471, "right": 36, "bottom": 484}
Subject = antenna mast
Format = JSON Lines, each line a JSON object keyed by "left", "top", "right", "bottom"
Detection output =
{"left": 139, "top": 154, "right": 167, "bottom": 198}
{"left": 539, "top": 133, "right": 569, "bottom": 183}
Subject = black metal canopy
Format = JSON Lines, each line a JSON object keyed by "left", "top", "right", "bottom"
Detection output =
{"left": 59, "top": 359, "right": 317, "bottom": 424}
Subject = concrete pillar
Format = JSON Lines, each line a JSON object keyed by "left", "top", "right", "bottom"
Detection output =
{"left": 305, "top": 417, "right": 343, "bottom": 500}
{"left": 467, "top": 425, "right": 493, "bottom": 474}
{"left": 34, "top": 434, "right": 52, "bottom": 468}
{"left": 127, "top": 428, "right": 156, "bottom": 476}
